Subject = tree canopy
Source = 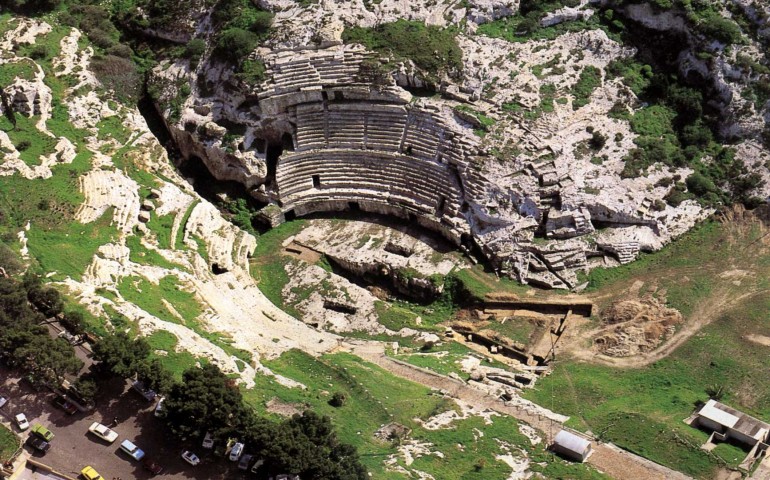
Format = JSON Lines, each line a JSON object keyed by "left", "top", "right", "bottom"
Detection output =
{"left": 164, "top": 364, "right": 367, "bottom": 479}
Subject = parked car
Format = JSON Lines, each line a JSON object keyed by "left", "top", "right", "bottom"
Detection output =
{"left": 58, "top": 330, "right": 79, "bottom": 345}
{"left": 229, "top": 442, "right": 244, "bottom": 461}
{"left": 131, "top": 380, "right": 157, "bottom": 402}
{"left": 181, "top": 450, "right": 200, "bottom": 466}
{"left": 250, "top": 458, "right": 265, "bottom": 474}
{"left": 88, "top": 422, "right": 118, "bottom": 443}
{"left": 31, "top": 424, "right": 55, "bottom": 442}
{"left": 80, "top": 466, "right": 104, "bottom": 480}
{"left": 52, "top": 396, "right": 77, "bottom": 415}
{"left": 142, "top": 457, "right": 164, "bottom": 476}
{"left": 119, "top": 439, "right": 145, "bottom": 461}
{"left": 0, "top": 396, "right": 7, "bottom": 408}
{"left": 15, "top": 413, "right": 29, "bottom": 431}
{"left": 25, "top": 435, "right": 51, "bottom": 453}
{"left": 153, "top": 397, "right": 165, "bottom": 417}
{"left": 238, "top": 453, "right": 253, "bottom": 470}
{"left": 202, "top": 431, "right": 214, "bottom": 449}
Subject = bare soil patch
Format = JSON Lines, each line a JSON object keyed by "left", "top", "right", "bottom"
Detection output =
{"left": 593, "top": 296, "right": 683, "bottom": 357}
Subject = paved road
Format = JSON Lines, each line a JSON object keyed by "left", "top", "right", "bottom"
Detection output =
{"left": 347, "top": 341, "right": 693, "bottom": 480}
{"left": 0, "top": 365, "right": 250, "bottom": 480}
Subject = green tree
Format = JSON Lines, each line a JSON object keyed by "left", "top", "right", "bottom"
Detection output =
{"left": 92, "top": 332, "right": 150, "bottom": 377}
{"left": 266, "top": 411, "right": 367, "bottom": 479}
{"left": 137, "top": 358, "right": 176, "bottom": 394}
{"left": 14, "top": 336, "right": 83, "bottom": 385}
{"left": 73, "top": 376, "right": 99, "bottom": 403}
{"left": 27, "top": 285, "right": 64, "bottom": 318}
{"left": 60, "top": 310, "right": 84, "bottom": 335}
{"left": 164, "top": 364, "right": 250, "bottom": 439}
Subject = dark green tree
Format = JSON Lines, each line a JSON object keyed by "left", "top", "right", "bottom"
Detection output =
{"left": 164, "top": 363, "right": 250, "bottom": 439}
{"left": 27, "top": 285, "right": 64, "bottom": 318}
{"left": 92, "top": 332, "right": 150, "bottom": 377}
{"left": 14, "top": 336, "right": 83, "bottom": 385}
{"left": 137, "top": 358, "right": 176, "bottom": 394}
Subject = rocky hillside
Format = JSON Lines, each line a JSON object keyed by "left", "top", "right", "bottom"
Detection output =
{"left": 116, "top": 0, "right": 770, "bottom": 289}
{"left": 0, "top": 13, "right": 338, "bottom": 387}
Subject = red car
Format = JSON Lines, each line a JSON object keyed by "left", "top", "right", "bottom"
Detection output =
{"left": 52, "top": 396, "right": 77, "bottom": 415}
{"left": 142, "top": 457, "right": 164, "bottom": 476}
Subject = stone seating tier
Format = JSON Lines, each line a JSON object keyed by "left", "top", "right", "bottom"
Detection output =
{"left": 276, "top": 150, "right": 463, "bottom": 216}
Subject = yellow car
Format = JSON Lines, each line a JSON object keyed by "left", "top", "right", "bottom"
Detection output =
{"left": 81, "top": 466, "right": 104, "bottom": 480}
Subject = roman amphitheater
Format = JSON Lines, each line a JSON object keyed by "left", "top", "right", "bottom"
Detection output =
{"left": 167, "top": 35, "right": 711, "bottom": 291}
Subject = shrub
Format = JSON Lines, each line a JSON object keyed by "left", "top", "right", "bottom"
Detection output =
{"left": 183, "top": 38, "right": 206, "bottom": 64}
{"left": 27, "top": 44, "right": 49, "bottom": 60}
{"left": 589, "top": 131, "right": 607, "bottom": 150}
{"left": 90, "top": 55, "right": 142, "bottom": 104}
{"left": 107, "top": 44, "right": 133, "bottom": 59}
{"left": 572, "top": 66, "right": 601, "bottom": 110}
{"left": 685, "top": 172, "right": 716, "bottom": 196}
{"left": 237, "top": 59, "right": 266, "bottom": 84}
{"left": 329, "top": 392, "right": 347, "bottom": 407}
{"left": 216, "top": 28, "right": 259, "bottom": 63}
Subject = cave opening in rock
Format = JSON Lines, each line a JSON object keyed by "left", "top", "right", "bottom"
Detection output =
{"left": 384, "top": 242, "right": 413, "bottom": 258}
{"left": 436, "top": 196, "right": 446, "bottom": 217}
{"left": 211, "top": 263, "right": 228, "bottom": 275}
{"left": 281, "top": 132, "right": 295, "bottom": 151}
{"left": 265, "top": 143, "right": 282, "bottom": 185}
{"left": 323, "top": 301, "right": 357, "bottom": 315}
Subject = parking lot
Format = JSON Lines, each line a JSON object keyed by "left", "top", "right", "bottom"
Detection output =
{"left": 1, "top": 365, "right": 252, "bottom": 480}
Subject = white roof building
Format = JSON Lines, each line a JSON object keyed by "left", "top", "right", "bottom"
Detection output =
{"left": 552, "top": 429, "right": 592, "bottom": 462}
{"left": 696, "top": 399, "right": 770, "bottom": 446}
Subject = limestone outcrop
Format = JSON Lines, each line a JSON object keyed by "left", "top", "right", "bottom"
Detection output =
{"left": 143, "top": 0, "right": 769, "bottom": 289}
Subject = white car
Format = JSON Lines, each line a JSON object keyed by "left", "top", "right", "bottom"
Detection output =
{"left": 229, "top": 442, "right": 244, "bottom": 461}
{"left": 15, "top": 413, "right": 29, "bottom": 431}
{"left": 153, "top": 397, "right": 165, "bottom": 417}
{"left": 202, "top": 431, "right": 214, "bottom": 449}
{"left": 181, "top": 450, "right": 200, "bottom": 466}
{"left": 0, "top": 396, "right": 7, "bottom": 408}
{"left": 88, "top": 422, "right": 119, "bottom": 443}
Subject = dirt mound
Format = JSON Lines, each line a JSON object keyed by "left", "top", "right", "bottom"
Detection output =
{"left": 594, "top": 297, "right": 683, "bottom": 357}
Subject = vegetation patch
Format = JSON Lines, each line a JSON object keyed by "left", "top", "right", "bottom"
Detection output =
{"left": 343, "top": 20, "right": 463, "bottom": 82}
{"left": 531, "top": 214, "right": 770, "bottom": 478}
{"left": 244, "top": 349, "right": 607, "bottom": 479}
{"left": 145, "top": 330, "right": 205, "bottom": 379}
{"left": 0, "top": 425, "right": 20, "bottom": 462}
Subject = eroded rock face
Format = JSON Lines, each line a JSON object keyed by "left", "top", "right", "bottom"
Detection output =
{"left": 466, "top": 0, "right": 520, "bottom": 25}
{"left": 144, "top": 1, "right": 769, "bottom": 289}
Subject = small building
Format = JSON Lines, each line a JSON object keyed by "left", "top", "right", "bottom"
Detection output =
{"left": 695, "top": 399, "right": 770, "bottom": 448}
{"left": 551, "top": 429, "right": 592, "bottom": 462}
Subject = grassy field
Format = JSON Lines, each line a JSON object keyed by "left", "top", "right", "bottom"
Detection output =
{"left": 249, "top": 220, "right": 308, "bottom": 317}
{"left": 243, "top": 349, "right": 609, "bottom": 479}
{"left": 145, "top": 330, "right": 207, "bottom": 379}
{"left": 524, "top": 210, "right": 770, "bottom": 478}
{"left": 391, "top": 341, "right": 509, "bottom": 378}
{"left": 0, "top": 425, "right": 19, "bottom": 462}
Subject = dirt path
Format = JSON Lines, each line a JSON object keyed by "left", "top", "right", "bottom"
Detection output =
{"left": 346, "top": 341, "right": 692, "bottom": 480}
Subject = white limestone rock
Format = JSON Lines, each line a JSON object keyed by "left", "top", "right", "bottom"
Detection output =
{"left": 466, "top": 0, "right": 520, "bottom": 25}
